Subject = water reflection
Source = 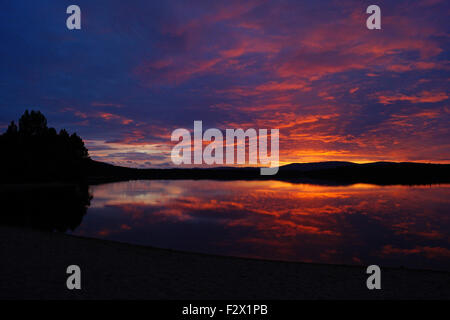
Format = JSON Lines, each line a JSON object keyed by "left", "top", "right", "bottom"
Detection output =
{"left": 0, "top": 184, "right": 91, "bottom": 232}
{"left": 73, "top": 180, "right": 450, "bottom": 270}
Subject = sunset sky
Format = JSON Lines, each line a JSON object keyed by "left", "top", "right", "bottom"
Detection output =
{"left": 1, "top": 0, "right": 449, "bottom": 167}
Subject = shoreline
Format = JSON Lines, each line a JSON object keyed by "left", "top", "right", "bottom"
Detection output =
{"left": 1, "top": 225, "right": 449, "bottom": 299}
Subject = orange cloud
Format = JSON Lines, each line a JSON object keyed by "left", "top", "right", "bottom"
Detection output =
{"left": 97, "top": 112, "right": 134, "bottom": 125}
{"left": 378, "top": 91, "right": 449, "bottom": 105}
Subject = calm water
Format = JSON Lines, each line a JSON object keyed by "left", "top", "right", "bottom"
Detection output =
{"left": 71, "top": 180, "right": 450, "bottom": 270}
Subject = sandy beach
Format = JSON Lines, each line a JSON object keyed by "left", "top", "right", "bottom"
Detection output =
{"left": 0, "top": 225, "right": 449, "bottom": 300}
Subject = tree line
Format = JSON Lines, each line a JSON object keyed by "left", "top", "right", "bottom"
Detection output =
{"left": 0, "top": 110, "right": 89, "bottom": 182}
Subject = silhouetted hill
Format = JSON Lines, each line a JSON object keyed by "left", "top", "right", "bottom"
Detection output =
{"left": 83, "top": 159, "right": 450, "bottom": 186}
{"left": 279, "top": 161, "right": 450, "bottom": 185}
{"left": 280, "top": 161, "right": 355, "bottom": 171}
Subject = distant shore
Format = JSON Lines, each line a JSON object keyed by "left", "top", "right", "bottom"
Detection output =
{"left": 1, "top": 225, "right": 449, "bottom": 299}
{"left": 2, "top": 160, "right": 450, "bottom": 186}
{"left": 84, "top": 160, "right": 450, "bottom": 186}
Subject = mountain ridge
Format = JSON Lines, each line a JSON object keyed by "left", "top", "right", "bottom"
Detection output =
{"left": 84, "top": 159, "right": 450, "bottom": 186}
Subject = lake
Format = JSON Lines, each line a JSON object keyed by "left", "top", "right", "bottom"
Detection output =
{"left": 71, "top": 180, "right": 450, "bottom": 270}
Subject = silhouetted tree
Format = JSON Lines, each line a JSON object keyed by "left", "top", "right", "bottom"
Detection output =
{"left": 19, "top": 110, "right": 48, "bottom": 136}
{"left": 5, "top": 121, "right": 18, "bottom": 136}
{"left": 0, "top": 110, "right": 90, "bottom": 182}
{"left": 70, "top": 133, "right": 89, "bottom": 159}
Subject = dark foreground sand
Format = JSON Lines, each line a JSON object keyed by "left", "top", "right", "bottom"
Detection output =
{"left": 0, "top": 226, "right": 449, "bottom": 299}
